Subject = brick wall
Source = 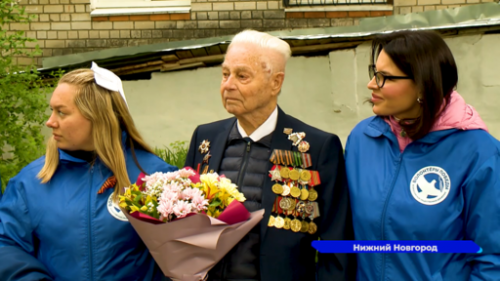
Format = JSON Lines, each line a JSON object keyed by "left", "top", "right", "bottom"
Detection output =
{"left": 5, "top": 0, "right": 497, "bottom": 66}
{"left": 394, "top": 0, "right": 495, "bottom": 13}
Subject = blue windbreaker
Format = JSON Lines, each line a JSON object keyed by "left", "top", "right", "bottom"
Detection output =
{"left": 0, "top": 138, "right": 177, "bottom": 280}
{"left": 345, "top": 116, "right": 500, "bottom": 281}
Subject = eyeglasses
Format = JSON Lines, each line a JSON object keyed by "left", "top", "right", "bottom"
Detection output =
{"left": 369, "top": 64, "right": 412, "bottom": 88}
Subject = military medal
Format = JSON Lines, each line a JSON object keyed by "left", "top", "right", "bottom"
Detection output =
{"left": 274, "top": 216, "right": 285, "bottom": 229}
{"left": 298, "top": 141, "right": 310, "bottom": 153}
{"left": 198, "top": 140, "right": 210, "bottom": 154}
{"left": 279, "top": 197, "right": 292, "bottom": 211}
{"left": 300, "top": 188, "right": 310, "bottom": 201}
{"left": 288, "top": 132, "right": 306, "bottom": 146}
{"left": 289, "top": 168, "right": 300, "bottom": 181}
{"left": 284, "top": 217, "right": 291, "bottom": 230}
{"left": 304, "top": 202, "right": 314, "bottom": 215}
{"left": 300, "top": 170, "right": 311, "bottom": 182}
{"left": 283, "top": 128, "right": 293, "bottom": 135}
{"left": 281, "top": 184, "right": 290, "bottom": 196}
{"left": 290, "top": 186, "right": 301, "bottom": 198}
{"left": 268, "top": 216, "right": 275, "bottom": 227}
{"left": 272, "top": 183, "right": 284, "bottom": 195}
{"left": 300, "top": 220, "right": 309, "bottom": 233}
{"left": 280, "top": 167, "right": 290, "bottom": 179}
{"left": 287, "top": 198, "right": 296, "bottom": 211}
{"left": 308, "top": 188, "right": 318, "bottom": 201}
{"left": 269, "top": 166, "right": 282, "bottom": 182}
{"left": 290, "top": 219, "right": 301, "bottom": 232}
{"left": 308, "top": 221, "right": 318, "bottom": 234}
{"left": 202, "top": 152, "right": 211, "bottom": 164}
{"left": 296, "top": 201, "right": 306, "bottom": 214}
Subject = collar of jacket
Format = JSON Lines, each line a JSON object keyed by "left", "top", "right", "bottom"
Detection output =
{"left": 58, "top": 130, "right": 129, "bottom": 163}
{"left": 364, "top": 116, "right": 459, "bottom": 145}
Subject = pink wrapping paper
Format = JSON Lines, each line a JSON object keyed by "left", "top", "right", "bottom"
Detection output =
{"left": 123, "top": 205, "right": 264, "bottom": 281}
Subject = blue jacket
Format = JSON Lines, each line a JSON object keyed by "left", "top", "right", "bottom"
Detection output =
{"left": 0, "top": 141, "right": 177, "bottom": 280}
{"left": 345, "top": 116, "right": 500, "bottom": 281}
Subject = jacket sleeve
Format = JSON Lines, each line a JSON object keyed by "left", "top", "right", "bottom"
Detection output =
{"left": 0, "top": 177, "right": 53, "bottom": 281}
{"left": 316, "top": 135, "right": 357, "bottom": 281}
{"left": 464, "top": 152, "right": 500, "bottom": 280}
{"left": 184, "top": 127, "right": 199, "bottom": 169}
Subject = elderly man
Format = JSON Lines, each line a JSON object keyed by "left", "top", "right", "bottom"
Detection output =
{"left": 185, "top": 30, "right": 355, "bottom": 281}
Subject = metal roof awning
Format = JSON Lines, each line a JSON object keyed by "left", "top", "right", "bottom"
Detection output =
{"left": 39, "top": 2, "right": 500, "bottom": 77}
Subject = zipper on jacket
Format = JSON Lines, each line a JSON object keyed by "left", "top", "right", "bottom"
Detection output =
{"left": 88, "top": 165, "right": 94, "bottom": 281}
{"left": 236, "top": 140, "right": 252, "bottom": 188}
{"left": 380, "top": 155, "right": 403, "bottom": 281}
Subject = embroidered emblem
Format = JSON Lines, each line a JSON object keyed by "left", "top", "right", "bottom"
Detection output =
{"left": 107, "top": 193, "right": 128, "bottom": 222}
{"left": 410, "top": 166, "right": 451, "bottom": 205}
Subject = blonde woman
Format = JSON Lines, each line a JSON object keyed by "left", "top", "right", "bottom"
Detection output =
{"left": 0, "top": 63, "right": 176, "bottom": 280}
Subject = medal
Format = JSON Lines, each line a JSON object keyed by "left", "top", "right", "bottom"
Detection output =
{"left": 202, "top": 152, "right": 211, "bottom": 164}
{"left": 290, "top": 186, "right": 301, "bottom": 198}
{"left": 268, "top": 216, "right": 275, "bottom": 227}
{"left": 300, "top": 220, "right": 309, "bottom": 233}
{"left": 283, "top": 128, "right": 293, "bottom": 135}
{"left": 279, "top": 197, "right": 291, "bottom": 211}
{"left": 272, "top": 183, "right": 284, "bottom": 195}
{"left": 280, "top": 167, "right": 290, "bottom": 179}
{"left": 308, "top": 188, "right": 318, "bottom": 201}
{"left": 289, "top": 169, "right": 300, "bottom": 181}
{"left": 269, "top": 166, "right": 282, "bottom": 182}
{"left": 198, "top": 140, "right": 210, "bottom": 154}
{"left": 288, "top": 198, "right": 296, "bottom": 211}
{"left": 284, "top": 217, "right": 291, "bottom": 230}
{"left": 300, "top": 188, "right": 310, "bottom": 201}
{"left": 309, "top": 202, "right": 321, "bottom": 220}
{"left": 296, "top": 201, "right": 306, "bottom": 214}
{"left": 288, "top": 132, "right": 306, "bottom": 146}
{"left": 281, "top": 184, "right": 290, "bottom": 196}
{"left": 308, "top": 221, "right": 318, "bottom": 234}
{"left": 300, "top": 170, "right": 311, "bottom": 182}
{"left": 298, "top": 141, "right": 310, "bottom": 153}
{"left": 290, "top": 219, "right": 301, "bottom": 232}
{"left": 304, "top": 202, "right": 314, "bottom": 215}
{"left": 274, "top": 216, "right": 284, "bottom": 229}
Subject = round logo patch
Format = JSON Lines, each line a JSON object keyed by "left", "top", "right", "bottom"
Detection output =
{"left": 107, "top": 193, "right": 128, "bottom": 222}
{"left": 410, "top": 166, "right": 451, "bottom": 205}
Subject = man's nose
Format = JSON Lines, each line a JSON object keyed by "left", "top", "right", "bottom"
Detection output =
{"left": 222, "top": 75, "right": 237, "bottom": 91}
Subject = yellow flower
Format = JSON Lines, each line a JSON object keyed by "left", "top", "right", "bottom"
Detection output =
{"left": 119, "top": 202, "right": 128, "bottom": 209}
{"left": 130, "top": 205, "right": 140, "bottom": 213}
{"left": 140, "top": 206, "right": 148, "bottom": 212}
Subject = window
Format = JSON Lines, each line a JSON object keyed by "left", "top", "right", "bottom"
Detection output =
{"left": 90, "top": 0, "right": 190, "bottom": 16}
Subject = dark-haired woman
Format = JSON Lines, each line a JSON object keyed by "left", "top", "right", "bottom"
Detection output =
{"left": 345, "top": 30, "right": 500, "bottom": 280}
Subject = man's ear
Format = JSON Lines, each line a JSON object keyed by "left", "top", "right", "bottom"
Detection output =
{"left": 271, "top": 72, "right": 285, "bottom": 96}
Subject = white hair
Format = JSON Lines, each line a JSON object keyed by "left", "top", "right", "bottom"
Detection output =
{"left": 228, "top": 29, "right": 291, "bottom": 65}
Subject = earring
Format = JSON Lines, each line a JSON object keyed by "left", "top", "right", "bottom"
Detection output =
{"left": 417, "top": 97, "right": 423, "bottom": 104}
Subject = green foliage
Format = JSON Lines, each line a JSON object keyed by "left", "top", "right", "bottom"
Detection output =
{"left": 0, "top": 1, "right": 58, "bottom": 193}
{"left": 154, "top": 141, "right": 189, "bottom": 169}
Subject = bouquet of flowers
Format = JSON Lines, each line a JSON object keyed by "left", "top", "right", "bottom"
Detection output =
{"left": 119, "top": 168, "right": 264, "bottom": 281}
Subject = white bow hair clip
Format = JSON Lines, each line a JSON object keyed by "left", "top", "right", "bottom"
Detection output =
{"left": 91, "top": 61, "right": 128, "bottom": 107}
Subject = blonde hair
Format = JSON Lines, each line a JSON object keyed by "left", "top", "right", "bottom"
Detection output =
{"left": 38, "top": 69, "right": 153, "bottom": 198}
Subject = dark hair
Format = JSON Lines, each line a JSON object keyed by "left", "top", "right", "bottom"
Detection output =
{"left": 370, "top": 30, "right": 458, "bottom": 140}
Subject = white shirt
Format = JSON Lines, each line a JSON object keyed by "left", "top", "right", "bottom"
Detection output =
{"left": 237, "top": 106, "right": 278, "bottom": 142}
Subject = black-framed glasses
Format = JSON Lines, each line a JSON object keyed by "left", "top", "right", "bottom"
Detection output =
{"left": 369, "top": 64, "right": 412, "bottom": 88}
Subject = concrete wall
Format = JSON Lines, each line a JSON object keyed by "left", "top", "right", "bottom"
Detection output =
{"left": 117, "top": 33, "right": 500, "bottom": 148}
